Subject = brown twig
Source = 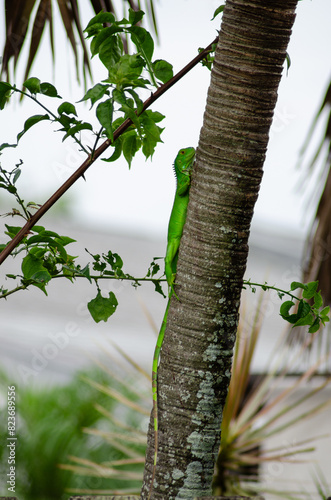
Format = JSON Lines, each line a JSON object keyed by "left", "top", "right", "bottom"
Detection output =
{"left": 0, "top": 37, "right": 218, "bottom": 266}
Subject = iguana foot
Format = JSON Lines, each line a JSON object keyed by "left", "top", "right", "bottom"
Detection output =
{"left": 169, "top": 281, "right": 180, "bottom": 301}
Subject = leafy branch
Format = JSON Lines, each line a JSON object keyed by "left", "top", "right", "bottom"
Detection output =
{"left": 0, "top": 173, "right": 329, "bottom": 332}
{"left": 0, "top": 218, "right": 165, "bottom": 323}
{"left": 0, "top": 28, "right": 218, "bottom": 266}
{"left": 0, "top": 160, "right": 37, "bottom": 220}
{"left": 244, "top": 279, "right": 330, "bottom": 334}
{"left": 0, "top": 159, "right": 329, "bottom": 329}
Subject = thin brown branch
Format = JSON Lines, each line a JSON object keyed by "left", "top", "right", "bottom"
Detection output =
{"left": 0, "top": 37, "right": 218, "bottom": 266}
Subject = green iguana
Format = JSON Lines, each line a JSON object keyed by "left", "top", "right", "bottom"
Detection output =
{"left": 149, "top": 147, "right": 195, "bottom": 498}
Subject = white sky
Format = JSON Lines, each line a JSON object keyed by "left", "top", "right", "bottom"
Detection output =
{"left": 1, "top": 0, "right": 331, "bottom": 239}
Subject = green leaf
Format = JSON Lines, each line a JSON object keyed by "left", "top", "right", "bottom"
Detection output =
{"left": 40, "top": 229, "right": 66, "bottom": 239}
{"left": 112, "top": 88, "right": 126, "bottom": 106}
{"left": 33, "top": 225, "right": 46, "bottom": 233}
{"left": 313, "top": 291, "right": 323, "bottom": 310}
{"left": 294, "top": 312, "right": 314, "bottom": 328}
{"left": 129, "top": 26, "right": 154, "bottom": 62}
{"left": 302, "top": 281, "right": 319, "bottom": 300}
{"left": 0, "top": 142, "right": 16, "bottom": 151}
{"left": 290, "top": 281, "right": 306, "bottom": 292}
{"left": 211, "top": 5, "right": 225, "bottom": 20}
{"left": 308, "top": 318, "right": 320, "bottom": 334}
{"left": 26, "top": 234, "right": 67, "bottom": 261}
{"left": 57, "top": 235, "right": 76, "bottom": 246}
{"left": 296, "top": 300, "right": 311, "bottom": 319}
{"left": 85, "top": 11, "right": 116, "bottom": 31}
{"left": 108, "top": 54, "right": 145, "bottom": 87}
{"left": 21, "top": 252, "right": 51, "bottom": 283}
{"left": 152, "top": 59, "right": 173, "bottom": 83}
{"left": 320, "top": 306, "right": 330, "bottom": 319}
{"left": 128, "top": 8, "right": 144, "bottom": 25}
{"left": 40, "top": 82, "right": 61, "bottom": 98}
{"left": 23, "top": 77, "right": 41, "bottom": 93}
{"left": 17, "top": 114, "right": 50, "bottom": 142}
{"left": 105, "top": 251, "right": 123, "bottom": 272}
{"left": 91, "top": 254, "right": 107, "bottom": 273}
{"left": 147, "top": 258, "right": 161, "bottom": 277}
{"left": 0, "top": 82, "right": 13, "bottom": 110}
{"left": 102, "top": 137, "right": 123, "bottom": 162}
{"left": 280, "top": 299, "right": 312, "bottom": 326}
{"left": 122, "top": 131, "right": 141, "bottom": 167}
{"left": 145, "top": 110, "right": 165, "bottom": 123}
{"left": 96, "top": 99, "right": 114, "bottom": 140}
{"left": 99, "top": 35, "right": 123, "bottom": 69}
{"left": 79, "top": 84, "right": 110, "bottom": 108}
{"left": 119, "top": 101, "right": 141, "bottom": 129}
{"left": 280, "top": 300, "right": 295, "bottom": 319}
{"left": 152, "top": 279, "right": 166, "bottom": 298}
{"left": 62, "top": 122, "right": 93, "bottom": 141}
{"left": 285, "top": 52, "right": 291, "bottom": 74}
{"left": 6, "top": 185, "right": 17, "bottom": 194}
{"left": 90, "top": 26, "right": 123, "bottom": 57}
{"left": 5, "top": 225, "right": 22, "bottom": 238}
{"left": 12, "top": 168, "right": 21, "bottom": 184}
{"left": 141, "top": 113, "right": 163, "bottom": 141}
{"left": 87, "top": 291, "right": 118, "bottom": 323}
{"left": 78, "top": 264, "right": 91, "bottom": 283}
{"left": 140, "top": 111, "right": 164, "bottom": 158}
{"left": 125, "top": 89, "right": 144, "bottom": 114}
{"left": 58, "top": 102, "right": 77, "bottom": 116}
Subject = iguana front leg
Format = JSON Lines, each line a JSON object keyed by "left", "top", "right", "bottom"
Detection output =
{"left": 165, "top": 238, "right": 180, "bottom": 296}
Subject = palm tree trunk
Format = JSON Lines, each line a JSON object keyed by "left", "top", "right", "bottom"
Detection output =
{"left": 141, "top": 0, "right": 298, "bottom": 498}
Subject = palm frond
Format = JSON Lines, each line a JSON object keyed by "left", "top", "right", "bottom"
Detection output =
{"left": 298, "top": 78, "right": 331, "bottom": 306}
{"left": 1, "top": 0, "right": 159, "bottom": 85}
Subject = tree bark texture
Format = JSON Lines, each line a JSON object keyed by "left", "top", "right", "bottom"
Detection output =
{"left": 141, "top": 0, "right": 298, "bottom": 498}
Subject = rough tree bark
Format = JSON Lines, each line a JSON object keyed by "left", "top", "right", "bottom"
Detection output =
{"left": 141, "top": 0, "right": 298, "bottom": 498}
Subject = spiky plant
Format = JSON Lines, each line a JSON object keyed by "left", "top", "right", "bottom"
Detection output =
{"left": 60, "top": 345, "right": 150, "bottom": 496}
{"left": 311, "top": 466, "right": 331, "bottom": 500}
{"left": 213, "top": 294, "right": 331, "bottom": 497}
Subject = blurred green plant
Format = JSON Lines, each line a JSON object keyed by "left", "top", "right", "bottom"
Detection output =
{"left": 0, "top": 364, "right": 148, "bottom": 500}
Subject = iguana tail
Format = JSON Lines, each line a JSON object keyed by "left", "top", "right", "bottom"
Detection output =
{"left": 148, "top": 293, "right": 172, "bottom": 499}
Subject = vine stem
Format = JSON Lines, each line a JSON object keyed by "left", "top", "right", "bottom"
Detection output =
{"left": 0, "top": 284, "right": 29, "bottom": 298}
{"left": 14, "top": 88, "right": 92, "bottom": 156}
{"left": 243, "top": 280, "right": 299, "bottom": 302}
{"left": 0, "top": 164, "right": 31, "bottom": 220}
{"left": 0, "top": 37, "right": 218, "bottom": 267}
{"left": 0, "top": 274, "right": 167, "bottom": 299}
{"left": 55, "top": 274, "right": 167, "bottom": 283}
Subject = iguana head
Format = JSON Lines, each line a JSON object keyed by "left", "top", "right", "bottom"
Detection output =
{"left": 173, "top": 147, "right": 195, "bottom": 177}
